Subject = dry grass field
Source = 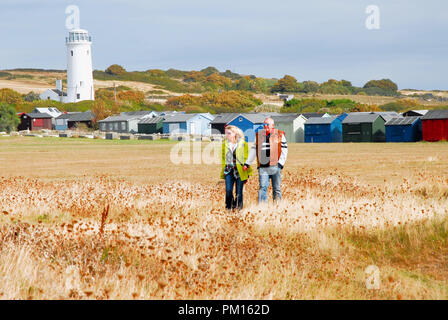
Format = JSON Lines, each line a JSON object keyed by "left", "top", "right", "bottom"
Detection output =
{"left": 0, "top": 136, "right": 447, "bottom": 300}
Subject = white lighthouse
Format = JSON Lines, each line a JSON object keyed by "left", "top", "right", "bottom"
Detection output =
{"left": 65, "top": 29, "right": 94, "bottom": 102}
{"left": 40, "top": 28, "right": 95, "bottom": 103}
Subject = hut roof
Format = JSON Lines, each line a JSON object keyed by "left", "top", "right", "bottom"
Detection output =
{"left": 421, "top": 109, "right": 448, "bottom": 120}
{"left": 139, "top": 116, "right": 165, "bottom": 124}
{"left": 99, "top": 114, "right": 145, "bottom": 122}
{"left": 210, "top": 113, "right": 239, "bottom": 124}
{"left": 403, "top": 110, "right": 429, "bottom": 116}
{"left": 67, "top": 111, "right": 94, "bottom": 122}
{"left": 305, "top": 115, "right": 339, "bottom": 124}
{"left": 385, "top": 116, "right": 420, "bottom": 126}
{"left": 301, "top": 112, "right": 326, "bottom": 119}
{"left": 163, "top": 113, "right": 214, "bottom": 123}
{"left": 343, "top": 113, "right": 384, "bottom": 124}
{"left": 238, "top": 113, "right": 282, "bottom": 124}
{"left": 24, "top": 112, "right": 53, "bottom": 119}
{"left": 271, "top": 114, "right": 302, "bottom": 123}
{"left": 56, "top": 112, "right": 81, "bottom": 120}
{"left": 162, "top": 113, "right": 198, "bottom": 123}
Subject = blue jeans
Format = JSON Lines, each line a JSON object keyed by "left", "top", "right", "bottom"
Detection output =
{"left": 225, "top": 170, "right": 244, "bottom": 210}
{"left": 258, "top": 166, "right": 282, "bottom": 203}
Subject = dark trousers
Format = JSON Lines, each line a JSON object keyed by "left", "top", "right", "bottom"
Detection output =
{"left": 225, "top": 170, "right": 244, "bottom": 210}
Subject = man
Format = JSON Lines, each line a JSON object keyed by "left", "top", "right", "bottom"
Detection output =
{"left": 243, "top": 117, "right": 288, "bottom": 203}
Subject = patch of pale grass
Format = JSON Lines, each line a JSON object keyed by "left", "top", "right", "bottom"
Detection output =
{"left": 1, "top": 140, "right": 448, "bottom": 299}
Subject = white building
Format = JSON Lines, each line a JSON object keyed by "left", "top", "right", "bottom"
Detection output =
{"left": 40, "top": 28, "right": 94, "bottom": 103}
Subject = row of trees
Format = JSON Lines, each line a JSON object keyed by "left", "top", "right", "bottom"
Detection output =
{"left": 280, "top": 97, "right": 432, "bottom": 114}
{"left": 100, "top": 64, "right": 401, "bottom": 96}
{"left": 280, "top": 98, "right": 370, "bottom": 114}
{"left": 271, "top": 75, "right": 399, "bottom": 96}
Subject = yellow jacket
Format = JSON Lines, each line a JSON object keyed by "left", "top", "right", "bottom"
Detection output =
{"left": 220, "top": 138, "right": 253, "bottom": 181}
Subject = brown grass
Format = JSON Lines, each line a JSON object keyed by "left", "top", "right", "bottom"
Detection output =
{"left": 0, "top": 136, "right": 447, "bottom": 299}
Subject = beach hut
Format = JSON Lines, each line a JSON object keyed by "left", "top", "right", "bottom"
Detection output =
{"left": 162, "top": 113, "right": 214, "bottom": 135}
{"left": 227, "top": 113, "right": 281, "bottom": 142}
{"left": 385, "top": 116, "right": 422, "bottom": 142}
{"left": 421, "top": 110, "right": 448, "bottom": 142}
{"left": 375, "top": 111, "right": 401, "bottom": 123}
{"left": 18, "top": 113, "right": 53, "bottom": 131}
{"left": 305, "top": 115, "right": 343, "bottom": 143}
{"left": 99, "top": 112, "right": 152, "bottom": 133}
{"left": 227, "top": 114, "right": 263, "bottom": 143}
{"left": 342, "top": 113, "right": 387, "bottom": 142}
{"left": 402, "top": 110, "right": 428, "bottom": 117}
{"left": 55, "top": 112, "right": 75, "bottom": 130}
{"left": 63, "top": 111, "right": 94, "bottom": 129}
{"left": 210, "top": 113, "right": 239, "bottom": 135}
{"left": 271, "top": 114, "right": 307, "bottom": 143}
{"left": 138, "top": 116, "right": 164, "bottom": 134}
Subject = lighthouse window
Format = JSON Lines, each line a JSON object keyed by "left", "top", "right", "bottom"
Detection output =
{"left": 71, "top": 50, "right": 73, "bottom": 56}
{"left": 87, "top": 50, "right": 89, "bottom": 55}
{"left": 80, "top": 81, "right": 83, "bottom": 87}
{"left": 77, "top": 94, "right": 80, "bottom": 99}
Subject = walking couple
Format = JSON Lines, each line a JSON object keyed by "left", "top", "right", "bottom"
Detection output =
{"left": 220, "top": 117, "right": 288, "bottom": 210}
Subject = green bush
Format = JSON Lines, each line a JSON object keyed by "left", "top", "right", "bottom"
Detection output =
{"left": 200, "top": 66, "right": 219, "bottom": 76}
{"left": 219, "top": 70, "right": 242, "bottom": 80}
{"left": 318, "top": 84, "right": 352, "bottom": 94}
{"left": 0, "top": 88, "right": 23, "bottom": 104}
{"left": 281, "top": 98, "right": 365, "bottom": 113}
{"left": 271, "top": 75, "right": 300, "bottom": 93}
{"left": 317, "top": 79, "right": 355, "bottom": 95}
{"left": 0, "top": 104, "right": 20, "bottom": 133}
{"left": 105, "top": 64, "right": 126, "bottom": 75}
{"left": 23, "top": 91, "right": 40, "bottom": 102}
{"left": 0, "top": 72, "right": 12, "bottom": 78}
{"left": 362, "top": 87, "right": 399, "bottom": 96}
{"left": 165, "top": 69, "right": 189, "bottom": 78}
{"left": 363, "top": 79, "right": 398, "bottom": 96}
{"left": 281, "top": 98, "right": 327, "bottom": 113}
{"left": 300, "top": 81, "right": 319, "bottom": 93}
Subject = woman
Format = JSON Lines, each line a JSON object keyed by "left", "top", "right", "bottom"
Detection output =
{"left": 220, "top": 125, "right": 252, "bottom": 210}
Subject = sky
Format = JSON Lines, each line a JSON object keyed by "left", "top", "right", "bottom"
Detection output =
{"left": 0, "top": 0, "right": 447, "bottom": 90}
